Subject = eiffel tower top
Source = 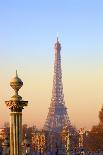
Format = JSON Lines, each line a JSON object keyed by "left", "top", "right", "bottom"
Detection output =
{"left": 54, "top": 37, "right": 61, "bottom": 51}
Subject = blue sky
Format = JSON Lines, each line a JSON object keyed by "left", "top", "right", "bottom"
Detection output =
{"left": 0, "top": 0, "right": 103, "bottom": 72}
{"left": 0, "top": 0, "right": 103, "bottom": 50}
{"left": 0, "top": 0, "right": 103, "bottom": 129}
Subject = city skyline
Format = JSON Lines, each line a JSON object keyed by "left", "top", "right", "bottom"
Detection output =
{"left": 0, "top": 0, "right": 103, "bottom": 130}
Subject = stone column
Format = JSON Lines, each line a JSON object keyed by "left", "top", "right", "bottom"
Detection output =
{"left": 10, "top": 112, "right": 22, "bottom": 155}
{"left": 5, "top": 71, "right": 28, "bottom": 155}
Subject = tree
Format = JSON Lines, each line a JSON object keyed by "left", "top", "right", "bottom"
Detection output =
{"left": 99, "top": 105, "right": 103, "bottom": 125}
{"left": 85, "top": 105, "right": 103, "bottom": 152}
{"left": 22, "top": 124, "right": 37, "bottom": 142}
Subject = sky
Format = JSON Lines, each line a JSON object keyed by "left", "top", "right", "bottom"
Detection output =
{"left": 0, "top": 0, "right": 103, "bottom": 130}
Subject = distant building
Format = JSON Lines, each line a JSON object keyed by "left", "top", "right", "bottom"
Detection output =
{"left": 32, "top": 130, "right": 46, "bottom": 153}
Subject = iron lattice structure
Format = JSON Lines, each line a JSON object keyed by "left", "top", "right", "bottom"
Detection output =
{"left": 44, "top": 38, "right": 71, "bottom": 132}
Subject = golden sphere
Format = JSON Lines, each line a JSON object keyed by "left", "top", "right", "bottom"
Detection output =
{"left": 10, "top": 75, "right": 23, "bottom": 92}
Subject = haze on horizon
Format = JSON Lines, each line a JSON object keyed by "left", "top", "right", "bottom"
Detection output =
{"left": 0, "top": 0, "right": 103, "bottom": 130}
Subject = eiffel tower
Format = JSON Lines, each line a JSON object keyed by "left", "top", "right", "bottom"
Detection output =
{"left": 44, "top": 38, "right": 71, "bottom": 132}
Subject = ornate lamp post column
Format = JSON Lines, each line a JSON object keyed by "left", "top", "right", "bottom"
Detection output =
{"left": 22, "top": 134, "right": 31, "bottom": 155}
{"left": 5, "top": 71, "right": 28, "bottom": 155}
{"left": 79, "top": 128, "right": 84, "bottom": 155}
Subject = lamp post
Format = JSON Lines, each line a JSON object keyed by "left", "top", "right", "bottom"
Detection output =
{"left": 79, "top": 128, "right": 85, "bottom": 155}
{"left": 5, "top": 71, "right": 28, "bottom": 155}
{"left": 22, "top": 135, "right": 31, "bottom": 155}
{"left": 66, "top": 132, "right": 70, "bottom": 155}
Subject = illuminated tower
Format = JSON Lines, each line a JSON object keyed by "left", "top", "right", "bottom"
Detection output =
{"left": 44, "top": 38, "right": 71, "bottom": 132}
{"left": 5, "top": 71, "right": 28, "bottom": 155}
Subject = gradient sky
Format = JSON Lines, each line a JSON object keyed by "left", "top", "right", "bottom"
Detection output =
{"left": 0, "top": 0, "right": 103, "bottom": 130}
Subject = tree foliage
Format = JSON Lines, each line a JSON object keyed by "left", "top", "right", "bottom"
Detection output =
{"left": 85, "top": 106, "right": 103, "bottom": 152}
